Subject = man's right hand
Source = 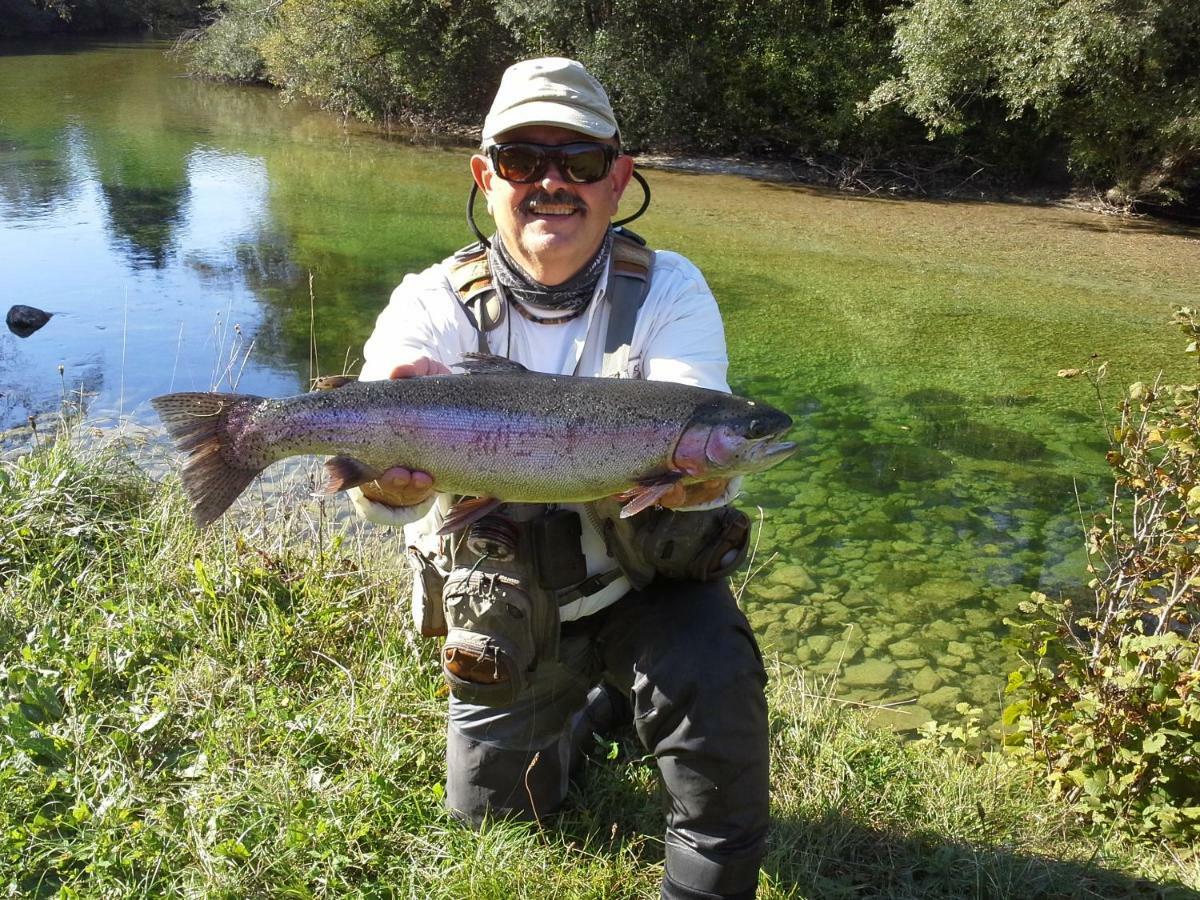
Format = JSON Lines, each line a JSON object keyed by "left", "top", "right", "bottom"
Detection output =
{"left": 356, "top": 357, "right": 449, "bottom": 510}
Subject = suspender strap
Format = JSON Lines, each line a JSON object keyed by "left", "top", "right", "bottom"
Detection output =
{"left": 447, "top": 242, "right": 497, "bottom": 354}
{"left": 446, "top": 229, "right": 654, "bottom": 372}
{"left": 602, "top": 230, "right": 654, "bottom": 377}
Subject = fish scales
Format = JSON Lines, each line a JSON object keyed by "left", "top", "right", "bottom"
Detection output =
{"left": 152, "top": 356, "right": 797, "bottom": 528}
{"left": 243, "top": 374, "right": 696, "bottom": 499}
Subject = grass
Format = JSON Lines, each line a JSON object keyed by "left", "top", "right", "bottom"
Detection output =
{"left": 1, "top": 432, "right": 1198, "bottom": 899}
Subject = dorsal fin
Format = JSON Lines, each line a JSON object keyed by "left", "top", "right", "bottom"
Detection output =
{"left": 457, "top": 353, "right": 531, "bottom": 375}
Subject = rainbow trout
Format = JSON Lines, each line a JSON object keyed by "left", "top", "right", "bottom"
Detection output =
{"left": 152, "top": 354, "right": 796, "bottom": 529}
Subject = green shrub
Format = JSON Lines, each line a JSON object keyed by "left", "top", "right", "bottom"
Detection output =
{"left": 176, "top": 0, "right": 276, "bottom": 83}
{"left": 1004, "top": 309, "right": 1200, "bottom": 841}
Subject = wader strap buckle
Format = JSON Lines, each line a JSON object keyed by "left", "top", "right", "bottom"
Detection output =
{"left": 554, "top": 568, "right": 624, "bottom": 606}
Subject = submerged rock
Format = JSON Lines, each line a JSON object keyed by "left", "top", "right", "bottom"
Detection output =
{"left": 841, "top": 658, "right": 898, "bottom": 687}
{"left": 911, "top": 666, "right": 944, "bottom": 693}
{"left": 6, "top": 305, "right": 52, "bottom": 337}
{"left": 768, "top": 564, "right": 817, "bottom": 593}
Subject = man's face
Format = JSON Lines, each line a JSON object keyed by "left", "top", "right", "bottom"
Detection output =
{"left": 470, "top": 124, "right": 634, "bottom": 286}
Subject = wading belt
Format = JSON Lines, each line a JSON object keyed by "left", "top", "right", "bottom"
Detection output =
{"left": 447, "top": 227, "right": 654, "bottom": 378}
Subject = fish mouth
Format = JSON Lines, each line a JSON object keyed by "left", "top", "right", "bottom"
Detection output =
{"left": 747, "top": 439, "right": 797, "bottom": 470}
{"left": 762, "top": 440, "right": 797, "bottom": 461}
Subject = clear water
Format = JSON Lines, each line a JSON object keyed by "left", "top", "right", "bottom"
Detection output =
{"left": 3, "top": 38, "right": 1199, "bottom": 729}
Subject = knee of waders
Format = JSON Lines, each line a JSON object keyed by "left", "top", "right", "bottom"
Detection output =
{"left": 445, "top": 724, "right": 570, "bottom": 826}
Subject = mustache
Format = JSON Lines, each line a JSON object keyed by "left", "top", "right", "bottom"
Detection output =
{"left": 523, "top": 189, "right": 586, "bottom": 212}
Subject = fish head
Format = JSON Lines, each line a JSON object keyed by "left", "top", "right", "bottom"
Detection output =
{"left": 673, "top": 397, "right": 796, "bottom": 478}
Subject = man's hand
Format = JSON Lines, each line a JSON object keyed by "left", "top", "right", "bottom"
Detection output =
{"left": 356, "top": 357, "right": 449, "bottom": 510}
{"left": 657, "top": 478, "right": 730, "bottom": 510}
{"left": 387, "top": 358, "right": 451, "bottom": 379}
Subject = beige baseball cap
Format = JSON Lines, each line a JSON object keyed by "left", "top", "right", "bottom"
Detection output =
{"left": 482, "top": 57, "right": 619, "bottom": 144}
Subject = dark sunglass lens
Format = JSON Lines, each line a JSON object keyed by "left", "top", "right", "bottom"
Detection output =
{"left": 495, "top": 144, "right": 544, "bottom": 182}
{"left": 560, "top": 145, "right": 611, "bottom": 183}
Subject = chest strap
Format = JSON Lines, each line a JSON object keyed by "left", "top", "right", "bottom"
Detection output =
{"left": 448, "top": 229, "right": 655, "bottom": 374}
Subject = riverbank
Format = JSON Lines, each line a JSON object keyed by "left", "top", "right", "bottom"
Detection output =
{"left": 1, "top": 430, "right": 1197, "bottom": 898}
{"left": 632, "top": 152, "right": 1170, "bottom": 219}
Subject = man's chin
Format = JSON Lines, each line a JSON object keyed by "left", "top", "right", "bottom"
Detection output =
{"left": 518, "top": 220, "right": 587, "bottom": 254}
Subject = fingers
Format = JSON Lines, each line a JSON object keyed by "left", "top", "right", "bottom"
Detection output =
{"left": 358, "top": 465, "right": 436, "bottom": 509}
{"left": 378, "top": 465, "right": 435, "bottom": 496}
{"left": 389, "top": 357, "right": 451, "bottom": 379}
{"left": 658, "top": 478, "right": 729, "bottom": 510}
{"left": 655, "top": 483, "right": 689, "bottom": 509}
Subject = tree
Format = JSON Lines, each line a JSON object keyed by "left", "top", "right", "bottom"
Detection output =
{"left": 866, "top": 0, "right": 1200, "bottom": 205}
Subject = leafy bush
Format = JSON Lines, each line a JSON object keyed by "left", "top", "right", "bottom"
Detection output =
{"left": 177, "top": 0, "right": 276, "bottom": 83}
{"left": 183, "top": 0, "right": 515, "bottom": 123}
{"left": 867, "top": 0, "right": 1200, "bottom": 205}
{"left": 499, "top": 0, "right": 903, "bottom": 155}
{"left": 1004, "top": 309, "right": 1200, "bottom": 841}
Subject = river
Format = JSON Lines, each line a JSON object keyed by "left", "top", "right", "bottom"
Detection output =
{"left": 3, "top": 37, "right": 1199, "bottom": 729}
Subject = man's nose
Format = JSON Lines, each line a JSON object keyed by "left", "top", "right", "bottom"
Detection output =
{"left": 538, "top": 159, "right": 570, "bottom": 187}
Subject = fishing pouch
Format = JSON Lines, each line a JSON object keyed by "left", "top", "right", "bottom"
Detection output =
{"left": 407, "top": 545, "right": 448, "bottom": 638}
{"left": 440, "top": 548, "right": 562, "bottom": 707}
{"left": 591, "top": 499, "right": 752, "bottom": 589}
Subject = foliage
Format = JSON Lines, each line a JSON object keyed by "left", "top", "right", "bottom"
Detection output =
{"left": 177, "top": 0, "right": 1200, "bottom": 202}
{"left": 867, "top": 0, "right": 1200, "bottom": 204}
{"left": 182, "top": 0, "right": 908, "bottom": 154}
{"left": 175, "top": 0, "right": 275, "bottom": 83}
{"left": 1004, "top": 309, "right": 1200, "bottom": 841}
{"left": 182, "top": 0, "right": 516, "bottom": 123}
{"left": 0, "top": 0, "right": 200, "bottom": 35}
{"left": 498, "top": 0, "right": 906, "bottom": 155}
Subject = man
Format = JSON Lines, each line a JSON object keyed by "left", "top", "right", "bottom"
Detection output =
{"left": 349, "top": 57, "right": 769, "bottom": 900}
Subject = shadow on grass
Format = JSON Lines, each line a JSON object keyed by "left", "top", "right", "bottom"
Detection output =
{"left": 554, "top": 744, "right": 1198, "bottom": 900}
{"left": 762, "top": 815, "right": 1200, "bottom": 900}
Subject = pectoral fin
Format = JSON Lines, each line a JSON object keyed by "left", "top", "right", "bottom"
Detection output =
{"left": 437, "top": 496, "right": 505, "bottom": 534}
{"left": 321, "top": 456, "right": 384, "bottom": 493}
{"left": 617, "top": 474, "right": 683, "bottom": 518}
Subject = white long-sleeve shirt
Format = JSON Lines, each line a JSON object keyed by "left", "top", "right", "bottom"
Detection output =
{"left": 352, "top": 245, "right": 739, "bottom": 619}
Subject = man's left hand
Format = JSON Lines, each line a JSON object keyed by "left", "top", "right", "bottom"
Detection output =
{"left": 657, "top": 478, "right": 729, "bottom": 510}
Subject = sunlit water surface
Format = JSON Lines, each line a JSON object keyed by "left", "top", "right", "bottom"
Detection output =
{"left": 3, "top": 38, "right": 1199, "bottom": 729}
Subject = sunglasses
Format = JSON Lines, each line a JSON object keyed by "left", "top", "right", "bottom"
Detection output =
{"left": 487, "top": 141, "right": 617, "bottom": 184}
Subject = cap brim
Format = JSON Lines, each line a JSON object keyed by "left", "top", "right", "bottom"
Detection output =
{"left": 483, "top": 100, "right": 618, "bottom": 143}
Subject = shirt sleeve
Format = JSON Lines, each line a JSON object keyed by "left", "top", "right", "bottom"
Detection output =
{"left": 350, "top": 263, "right": 466, "bottom": 526}
{"left": 360, "top": 266, "right": 466, "bottom": 382}
{"left": 636, "top": 251, "right": 731, "bottom": 393}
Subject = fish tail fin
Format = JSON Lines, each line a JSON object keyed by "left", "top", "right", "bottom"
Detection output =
{"left": 151, "top": 391, "right": 268, "bottom": 527}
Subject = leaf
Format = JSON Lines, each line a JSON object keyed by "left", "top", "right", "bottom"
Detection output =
{"left": 193, "top": 557, "right": 217, "bottom": 602}
{"left": 136, "top": 710, "right": 167, "bottom": 735}
{"left": 1002, "top": 700, "right": 1029, "bottom": 726}
{"left": 1143, "top": 732, "right": 1167, "bottom": 754}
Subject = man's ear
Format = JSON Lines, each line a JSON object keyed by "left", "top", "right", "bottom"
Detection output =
{"left": 610, "top": 153, "right": 635, "bottom": 202}
{"left": 470, "top": 153, "right": 492, "bottom": 195}
{"left": 604, "top": 154, "right": 636, "bottom": 217}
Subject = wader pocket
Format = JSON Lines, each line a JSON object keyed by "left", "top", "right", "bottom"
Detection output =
{"left": 407, "top": 546, "right": 447, "bottom": 638}
{"left": 442, "top": 569, "right": 537, "bottom": 706}
{"left": 593, "top": 500, "right": 752, "bottom": 586}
